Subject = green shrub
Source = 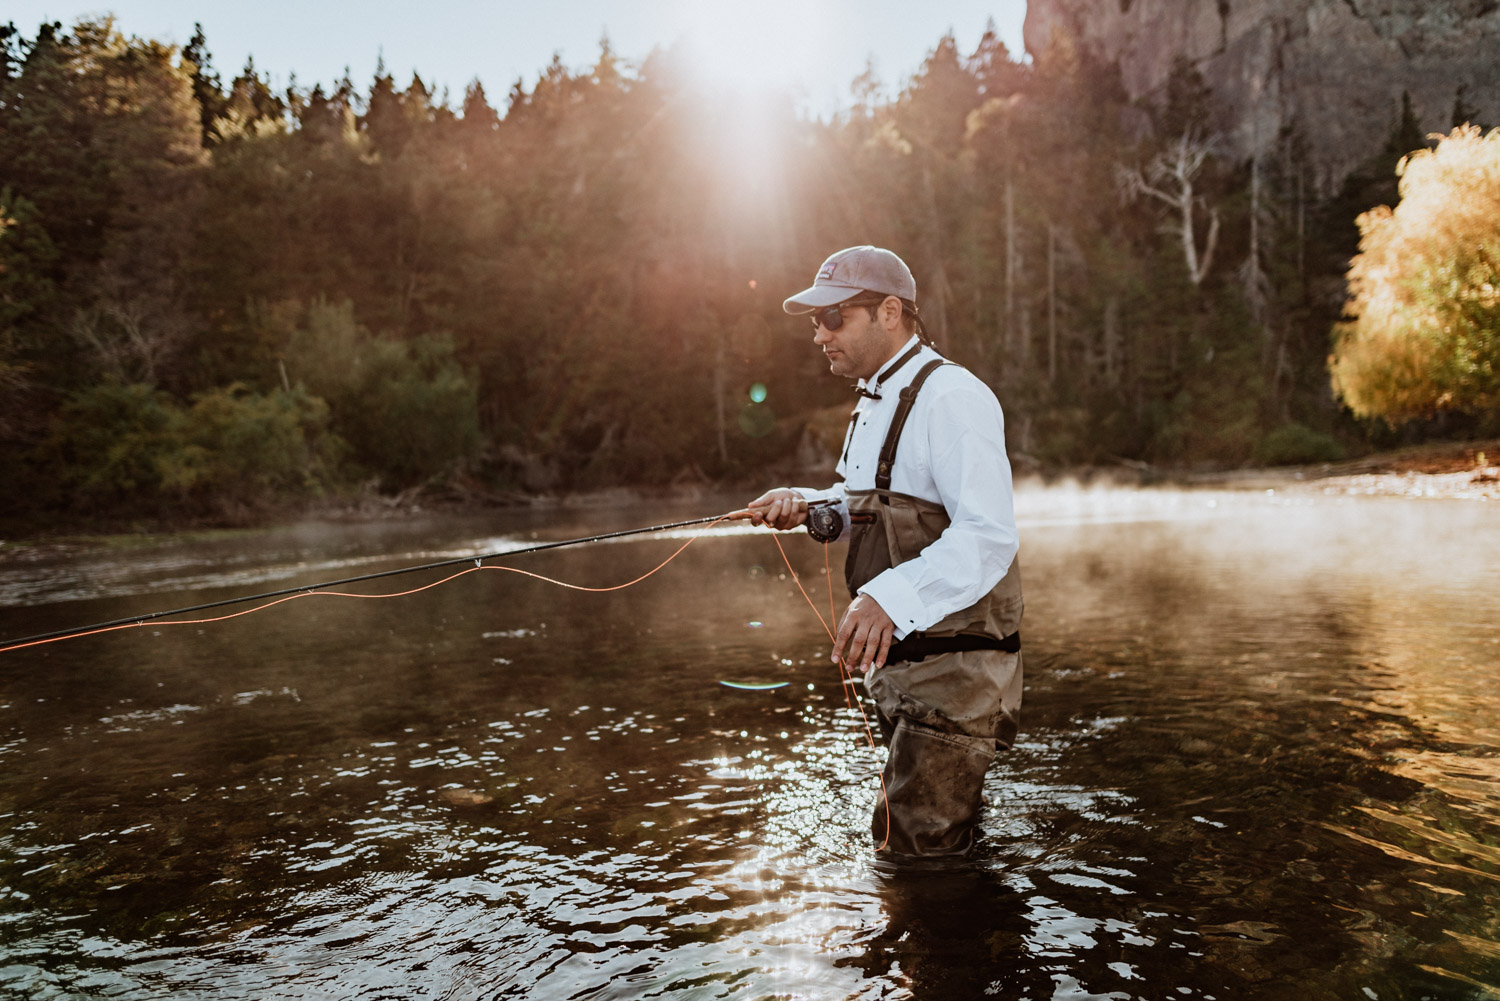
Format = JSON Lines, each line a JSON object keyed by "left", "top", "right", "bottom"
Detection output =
{"left": 39, "top": 380, "right": 335, "bottom": 513}
{"left": 1254, "top": 422, "right": 1346, "bottom": 466}
{"left": 284, "top": 299, "right": 480, "bottom": 488}
{"left": 179, "top": 384, "right": 336, "bottom": 495}
{"left": 42, "top": 381, "right": 182, "bottom": 502}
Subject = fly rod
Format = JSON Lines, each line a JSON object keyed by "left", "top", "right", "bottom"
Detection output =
{"left": 2, "top": 508, "right": 779, "bottom": 652}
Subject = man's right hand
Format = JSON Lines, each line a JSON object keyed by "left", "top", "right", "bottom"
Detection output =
{"left": 746, "top": 488, "right": 808, "bottom": 530}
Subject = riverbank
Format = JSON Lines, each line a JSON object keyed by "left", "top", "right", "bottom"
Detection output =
{"left": 5, "top": 438, "right": 1497, "bottom": 555}
{"left": 1174, "top": 438, "right": 1500, "bottom": 501}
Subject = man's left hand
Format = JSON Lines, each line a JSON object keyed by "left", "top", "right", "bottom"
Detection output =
{"left": 832, "top": 593, "right": 896, "bottom": 675}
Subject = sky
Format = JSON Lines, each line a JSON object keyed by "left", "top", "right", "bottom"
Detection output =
{"left": 4, "top": 1, "right": 1029, "bottom": 116}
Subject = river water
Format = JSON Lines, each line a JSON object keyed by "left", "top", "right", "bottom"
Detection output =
{"left": 0, "top": 485, "right": 1497, "bottom": 1000}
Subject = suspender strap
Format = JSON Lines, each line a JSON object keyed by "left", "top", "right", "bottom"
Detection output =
{"left": 874, "top": 342, "right": 924, "bottom": 388}
{"left": 844, "top": 342, "right": 926, "bottom": 466}
{"left": 876, "top": 358, "right": 948, "bottom": 493}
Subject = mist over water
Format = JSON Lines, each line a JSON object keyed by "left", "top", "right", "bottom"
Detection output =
{"left": 0, "top": 485, "right": 1497, "bottom": 999}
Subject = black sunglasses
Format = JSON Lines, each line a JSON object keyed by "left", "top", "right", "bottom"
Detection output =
{"left": 810, "top": 298, "right": 888, "bottom": 332}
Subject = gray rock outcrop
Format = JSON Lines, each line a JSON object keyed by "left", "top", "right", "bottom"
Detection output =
{"left": 1023, "top": 0, "right": 1500, "bottom": 191}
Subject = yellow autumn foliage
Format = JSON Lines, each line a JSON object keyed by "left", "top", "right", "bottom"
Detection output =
{"left": 1331, "top": 126, "right": 1500, "bottom": 420}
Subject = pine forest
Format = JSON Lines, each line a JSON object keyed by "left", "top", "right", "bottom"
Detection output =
{"left": 2, "top": 17, "right": 1497, "bottom": 529}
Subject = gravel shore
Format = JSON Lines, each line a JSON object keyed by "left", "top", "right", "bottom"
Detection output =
{"left": 1192, "top": 439, "right": 1500, "bottom": 501}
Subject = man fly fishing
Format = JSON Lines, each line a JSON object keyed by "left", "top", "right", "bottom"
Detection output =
{"left": 747, "top": 245, "right": 1024, "bottom": 861}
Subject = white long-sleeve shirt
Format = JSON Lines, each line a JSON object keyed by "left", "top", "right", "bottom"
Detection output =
{"left": 796, "top": 336, "right": 1019, "bottom": 640}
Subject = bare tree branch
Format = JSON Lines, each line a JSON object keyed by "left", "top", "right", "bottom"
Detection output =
{"left": 1117, "top": 130, "right": 1221, "bottom": 285}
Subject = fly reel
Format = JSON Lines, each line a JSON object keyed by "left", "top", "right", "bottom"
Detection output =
{"left": 806, "top": 503, "right": 844, "bottom": 544}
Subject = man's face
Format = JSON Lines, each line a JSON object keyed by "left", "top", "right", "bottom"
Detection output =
{"left": 811, "top": 298, "right": 900, "bottom": 381}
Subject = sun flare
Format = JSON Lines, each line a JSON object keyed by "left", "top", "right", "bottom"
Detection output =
{"left": 672, "top": 0, "right": 838, "bottom": 100}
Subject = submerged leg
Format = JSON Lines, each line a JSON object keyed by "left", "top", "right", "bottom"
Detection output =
{"left": 872, "top": 716, "right": 996, "bottom": 857}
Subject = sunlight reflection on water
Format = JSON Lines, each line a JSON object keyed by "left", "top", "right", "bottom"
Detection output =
{"left": 0, "top": 485, "right": 1498, "bottom": 998}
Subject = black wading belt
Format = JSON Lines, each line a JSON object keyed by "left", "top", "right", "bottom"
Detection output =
{"left": 888, "top": 629, "right": 1021, "bottom": 664}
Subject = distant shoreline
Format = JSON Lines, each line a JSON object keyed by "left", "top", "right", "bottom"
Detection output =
{"left": 1164, "top": 438, "right": 1500, "bottom": 502}
{"left": 5, "top": 439, "right": 1497, "bottom": 554}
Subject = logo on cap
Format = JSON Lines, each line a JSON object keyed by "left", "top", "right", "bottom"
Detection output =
{"left": 817, "top": 262, "right": 837, "bottom": 281}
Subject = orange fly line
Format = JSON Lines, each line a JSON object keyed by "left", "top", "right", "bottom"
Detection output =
{"left": 1, "top": 514, "right": 894, "bottom": 850}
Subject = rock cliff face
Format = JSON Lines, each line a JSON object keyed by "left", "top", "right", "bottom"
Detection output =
{"left": 1023, "top": 0, "right": 1500, "bottom": 191}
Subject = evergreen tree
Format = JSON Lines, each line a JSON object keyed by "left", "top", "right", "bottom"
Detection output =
{"left": 460, "top": 79, "right": 499, "bottom": 131}
{"left": 0, "top": 22, "right": 114, "bottom": 270}
{"left": 968, "top": 19, "right": 1024, "bottom": 99}
{"left": 0, "top": 189, "right": 59, "bottom": 345}
{"left": 898, "top": 33, "right": 979, "bottom": 155}
{"left": 63, "top": 19, "right": 208, "bottom": 387}
{"left": 1159, "top": 55, "right": 1215, "bottom": 139}
{"left": 0, "top": 21, "right": 21, "bottom": 95}
{"left": 182, "top": 23, "right": 226, "bottom": 146}
{"left": 217, "top": 57, "right": 286, "bottom": 140}
{"left": 362, "top": 56, "right": 410, "bottom": 155}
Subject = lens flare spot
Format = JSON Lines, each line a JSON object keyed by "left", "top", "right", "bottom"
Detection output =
{"left": 749, "top": 383, "right": 768, "bottom": 403}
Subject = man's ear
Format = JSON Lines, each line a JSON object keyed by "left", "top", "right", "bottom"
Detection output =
{"left": 882, "top": 296, "right": 902, "bottom": 329}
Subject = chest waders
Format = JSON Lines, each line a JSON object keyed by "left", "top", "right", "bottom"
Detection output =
{"left": 844, "top": 357, "right": 1025, "bottom": 857}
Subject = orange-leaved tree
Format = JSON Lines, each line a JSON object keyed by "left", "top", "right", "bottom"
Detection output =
{"left": 1331, "top": 125, "right": 1500, "bottom": 421}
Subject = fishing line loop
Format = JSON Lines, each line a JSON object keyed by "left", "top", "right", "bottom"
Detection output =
{"left": 2, "top": 507, "right": 893, "bottom": 852}
{"left": 0, "top": 510, "right": 747, "bottom": 653}
{"left": 768, "top": 532, "right": 892, "bottom": 851}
